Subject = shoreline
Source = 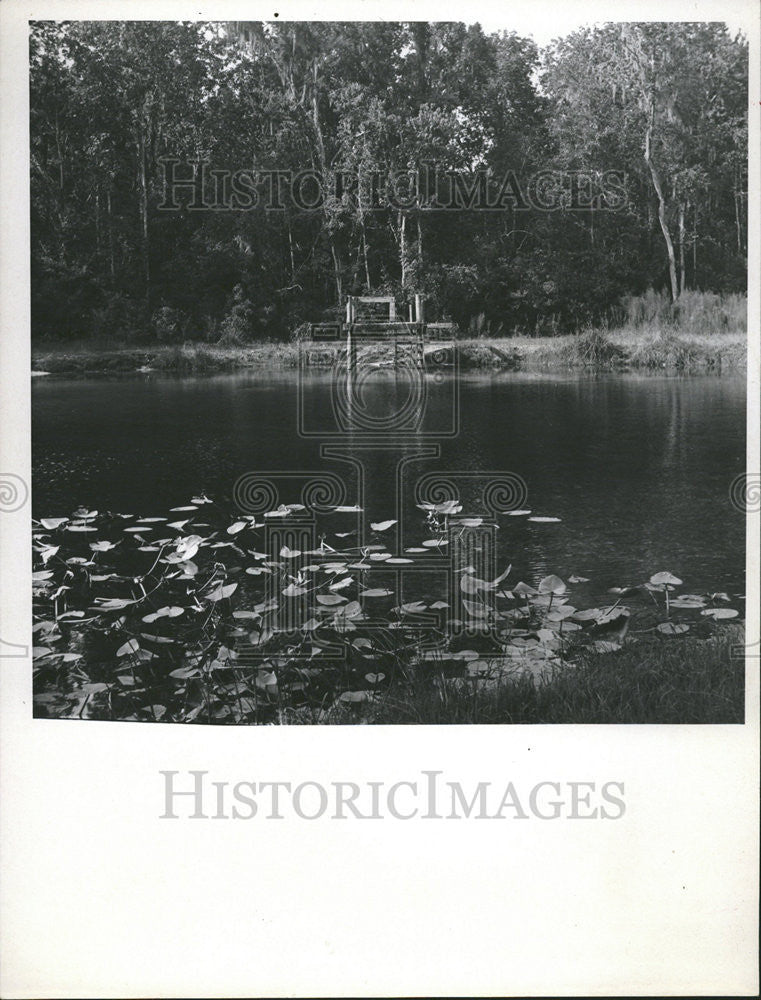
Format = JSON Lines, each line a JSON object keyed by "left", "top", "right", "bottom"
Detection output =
{"left": 31, "top": 328, "right": 747, "bottom": 377}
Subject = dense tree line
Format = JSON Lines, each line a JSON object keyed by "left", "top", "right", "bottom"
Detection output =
{"left": 29, "top": 20, "right": 747, "bottom": 341}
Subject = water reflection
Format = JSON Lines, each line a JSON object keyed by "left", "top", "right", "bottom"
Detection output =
{"left": 33, "top": 370, "right": 745, "bottom": 603}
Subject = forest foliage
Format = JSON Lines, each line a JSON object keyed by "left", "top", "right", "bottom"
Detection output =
{"left": 29, "top": 20, "right": 748, "bottom": 342}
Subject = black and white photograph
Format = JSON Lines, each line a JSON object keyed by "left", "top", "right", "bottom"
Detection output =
{"left": 26, "top": 15, "right": 751, "bottom": 725}
{"left": 1, "top": 0, "right": 758, "bottom": 995}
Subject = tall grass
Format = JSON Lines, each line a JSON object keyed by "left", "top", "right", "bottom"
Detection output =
{"left": 314, "top": 627, "right": 744, "bottom": 725}
{"left": 150, "top": 344, "right": 241, "bottom": 372}
{"left": 609, "top": 290, "right": 747, "bottom": 371}
{"left": 468, "top": 312, "right": 505, "bottom": 339}
{"left": 33, "top": 340, "right": 303, "bottom": 374}
{"left": 623, "top": 331, "right": 745, "bottom": 371}
{"left": 149, "top": 342, "right": 301, "bottom": 371}
{"left": 557, "top": 324, "right": 628, "bottom": 368}
{"left": 622, "top": 289, "right": 746, "bottom": 335}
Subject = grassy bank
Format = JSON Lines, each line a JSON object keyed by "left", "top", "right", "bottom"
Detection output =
{"left": 32, "top": 290, "right": 747, "bottom": 376}
{"left": 32, "top": 341, "right": 297, "bottom": 375}
{"left": 304, "top": 627, "right": 745, "bottom": 725}
{"left": 469, "top": 325, "right": 746, "bottom": 372}
{"left": 32, "top": 327, "right": 746, "bottom": 376}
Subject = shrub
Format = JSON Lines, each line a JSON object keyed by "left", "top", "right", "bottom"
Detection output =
{"left": 560, "top": 325, "right": 627, "bottom": 367}
{"left": 151, "top": 305, "right": 188, "bottom": 343}
{"left": 218, "top": 284, "right": 256, "bottom": 344}
{"left": 90, "top": 294, "right": 150, "bottom": 343}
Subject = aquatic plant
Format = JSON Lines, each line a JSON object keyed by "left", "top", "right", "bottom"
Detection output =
{"left": 31, "top": 495, "right": 744, "bottom": 724}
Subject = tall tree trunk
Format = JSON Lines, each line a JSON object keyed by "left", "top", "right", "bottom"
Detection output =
{"left": 416, "top": 212, "right": 423, "bottom": 276}
{"left": 95, "top": 188, "right": 101, "bottom": 256}
{"left": 362, "top": 226, "right": 371, "bottom": 291}
{"left": 678, "top": 202, "right": 686, "bottom": 294}
{"left": 287, "top": 215, "right": 296, "bottom": 285}
{"left": 399, "top": 211, "right": 407, "bottom": 288}
{"left": 734, "top": 183, "right": 743, "bottom": 253}
{"left": 330, "top": 243, "right": 343, "bottom": 304}
{"left": 644, "top": 114, "right": 678, "bottom": 301}
{"left": 136, "top": 125, "right": 150, "bottom": 303}
{"left": 693, "top": 202, "right": 698, "bottom": 286}
{"left": 55, "top": 117, "right": 64, "bottom": 193}
{"left": 352, "top": 235, "right": 362, "bottom": 288}
{"left": 311, "top": 66, "right": 326, "bottom": 168}
{"left": 106, "top": 186, "right": 115, "bottom": 281}
{"left": 309, "top": 58, "right": 343, "bottom": 305}
{"left": 357, "top": 172, "right": 371, "bottom": 290}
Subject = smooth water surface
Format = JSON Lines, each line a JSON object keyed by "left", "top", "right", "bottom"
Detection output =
{"left": 32, "top": 370, "right": 746, "bottom": 601}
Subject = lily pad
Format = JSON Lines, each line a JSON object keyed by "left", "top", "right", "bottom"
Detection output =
{"left": 40, "top": 517, "right": 68, "bottom": 530}
{"left": 657, "top": 622, "right": 690, "bottom": 635}
{"left": 316, "top": 593, "right": 346, "bottom": 606}
{"left": 649, "top": 571, "right": 682, "bottom": 587}
{"left": 116, "top": 638, "right": 140, "bottom": 657}
{"left": 205, "top": 582, "right": 238, "bottom": 602}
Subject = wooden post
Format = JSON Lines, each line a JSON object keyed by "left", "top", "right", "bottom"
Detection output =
{"left": 415, "top": 294, "right": 424, "bottom": 325}
{"left": 346, "top": 326, "right": 357, "bottom": 375}
{"left": 346, "top": 297, "right": 356, "bottom": 375}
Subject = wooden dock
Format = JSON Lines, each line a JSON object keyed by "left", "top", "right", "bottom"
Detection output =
{"left": 308, "top": 295, "right": 458, "bottom": 371}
